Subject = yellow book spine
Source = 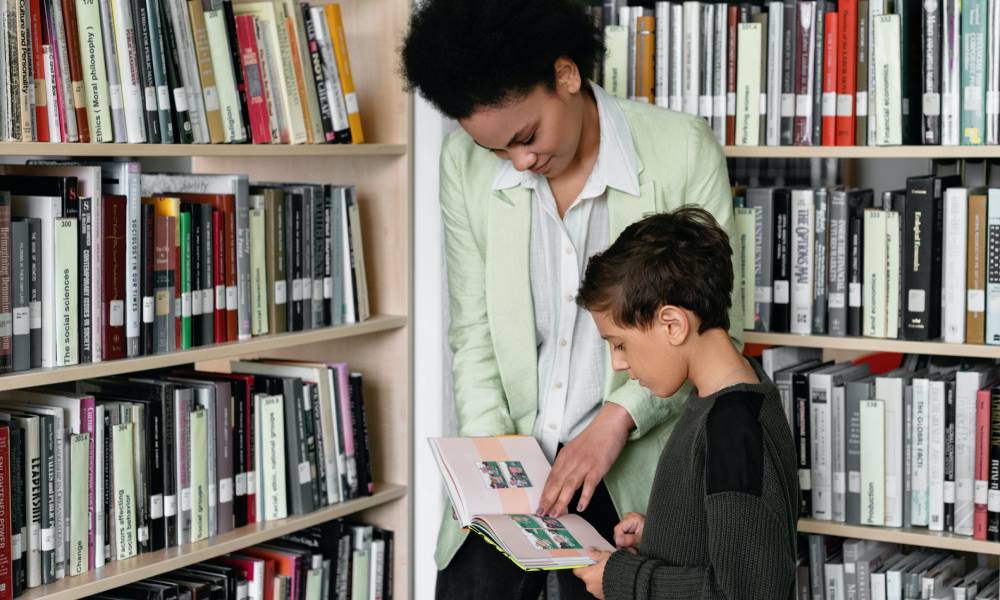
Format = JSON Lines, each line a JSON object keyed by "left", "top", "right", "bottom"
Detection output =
{"left": 324, "top": 3, "right": 363, "bottom": 143}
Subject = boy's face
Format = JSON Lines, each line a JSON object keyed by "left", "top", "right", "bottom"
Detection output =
{"left": 590, "top": 308, "right": 690, "bottom": 399}
{"left": 458, "top": 59, "right": 587, "bottom": 180}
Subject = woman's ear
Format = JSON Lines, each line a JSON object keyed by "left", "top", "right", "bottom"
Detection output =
{"left": 657, "top": 305, "right": 690, "bottom": 346}
{"left": 554, "top": 56, "right": 582, "bottom": 95}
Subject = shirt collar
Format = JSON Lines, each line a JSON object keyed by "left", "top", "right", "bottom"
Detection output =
{"left": 490, "top": 83, "right": 642, "bottom": 196}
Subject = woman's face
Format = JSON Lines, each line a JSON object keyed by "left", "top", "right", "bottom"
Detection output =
{"left": 458, "top": 58, "right": 588, "bottom": 180}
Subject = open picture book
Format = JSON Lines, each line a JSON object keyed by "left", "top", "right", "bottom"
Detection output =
{"left": 429, "top": 436, "right": 615, "bottom": 570}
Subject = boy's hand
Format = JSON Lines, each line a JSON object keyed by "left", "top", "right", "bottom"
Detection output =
{"left": 573, "top": 549, "right": 612, "bottom": 599}
{"left": 537, "top": 403, "right": 634, "bottom": 517}
{"left": 613, "top": 512, "right": 646, "bottom": 550}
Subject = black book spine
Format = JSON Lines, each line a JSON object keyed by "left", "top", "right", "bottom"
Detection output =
{"left": 793, "top": 370, "right": 812, "bottom": 516}
{"left": 772, "top": 190, "right": 792, "bottom": 333}
{"left": 232, "top": 385, "right": 247, "bottom": 527}
{"left": 348, "top": 373, "right": 372, "bottom": 497}
{"left": 26, "top": 220, "right": 40, "bottom": 369}
{"left": 989, "top": 388, "right": 1000, "bottom": 540}
{"left": 185, "top": 204, "right": 202, "bottom": 346}
{"left": 132, "top": 0, "right": 161, "bottom": 143}
{"left": 301, "top": 4, "right": 334, "bottom": 143}
{"left": 39, "top": 416, "right": 53, "bottom": 584}
{"left": 79, "top": 197, "right": 92, "bottom": 364}
{"left": 160, "top": 386, "right": 177, "bottom": 548}
{"left": 811, "top": 1, "right": 828, "bottom": 146}
{"left": 9, "top": 422, "right": 23, "bottom": 596}
{"left": 323, "top": 190, "right": 332, "bottom": 326}
{"left": 922, "top": 0, "right": 942, "bottom": 144}
{"left": 293, "top": 196, "right": 304, "bottom": 332}
{"left": 222, "top": 0, "right": 251, "bottom": 143}
{"left": 945, "top": 380, "right": 957, "bottom": 531}
{"left": 301, "top": 384, "right": 320, "bottom": 509}
{"left": 103, "top": 410, "right": 112, "bottom": 560}
{"left": 157, "top": 0, "right": 193, "bottom": 143}
{"left": 141, "top": 203, "right": 155, "bottom": 356}
{"left": 847, "top": 191, "right": 874, "bottom": 337}
{"left": 311, "top": 188, "right": 325, "bottom": 328}
{"left": 147, "top": 401, "right": 165, "bottom": 551}
{"left": 199, "top": 204, "right": 213, "bottom": 346}
{"left": 308, "top": 383, "right": 326, "bottom": 507}
{"left": 10, "top": 222, "right": 28, "bottom": 372}
{"left": 0, "top": 193, "right": 11, "bottom": 374}
{"left": 286, "top": 379, "right": 313, "bottom": 515}
{"left": 382, "top": 529, "right": 394, "bottom": 600}
{"left": 284, "top": 196, "right": 296, "bottom": 332}
{"left": 904, "top": 178, "right": 936, "bottom": 340}
{"left": 899, "top": 0, "right": 922, "bottom": 144}
{"left": 780, "top": 0, "right": 797, "bottom": 145}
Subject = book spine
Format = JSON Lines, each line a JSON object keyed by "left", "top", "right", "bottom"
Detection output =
{"left": 199, "top": 203, "right": 213, "bottom": 343}
{"left": 865, "top": 1, "right": 883, "bottom": 145}
{"left": 854, "top": 0, "right": 869, "bottom": 146}
{"left": 0, "top": 425, "right": 11, "bottom": 598}
{"left": 922, "top": 0, "right": 942, "bottom": 144}
{"left": 655, "top": 2, "right": 669, "bottom": 108}
{"left": 311, "top": 189, "right": 324, "bottom": 327}
{"left": 990, "top": 387, "right": 1000, "bottom": 540}
{"left": 989, "top": 0, "right": 1000, "bottom": 144}
{"left": 140, "top": 203, "right": 154, "bottom": 354}
{"left": 10, "top": 223, "right": 26, "bottom": 372}
{"left": 791, "top": 190, "right": 814, "bottom": 334}
{"left": 968, "top": 194, "right": 988, "bottom": 344}
{"left": 78, "top": 196, "right": 91, "bottom": 364}
{"left": 301, "top": 5, "right": 332, "bottom": 142}
{"left": 102, "top": 196, "right": 126, "bottom": 360}
{"left": 249, "top": 206, "right": 266, "bottom": 335}
{"left": 131, "top": 0, "right": 159, "bottom": 142}
{"left": 682, "top": 1, "right": 700, "bottom": 116}
{"left": 944, "top": 188, "right": 968, "bottom": 343}
{"left": 231, "top": 381, "right": 247, "bottom": 526}
{"left": 669, "top": 3, "right": 683, "bottom": 112}
{"left": 735, "top": 22, "right": 762, "bottom": 146}
{"left": 725, "top": 5, "right": 737, "bottom": 144}
{"left": 780, "top": 0, "right": 796, "bottom": 145}
{"left": 812, "top": 188, "right": 828, "bottom": 334}
{"left": 793, "top": 2, "right": 816, "bottom": 145}
{"left": 189, "top": 407, "right": 208, "bottom": 540}
{"left": 54, "top": 218, "right": 77, "bottom": 366}
{"left": 48, "top": 0, "right": 77, "bottom": 142}
{"left": 821, "top": 11, "right": 838, "bottom": 146}
{"left": 912, "top": 378, "right": 930, "bottom": 526}
{"left": 975, "top": 388, "right": 991, "bottom": 539}
{"left": 710, "top": 6, "right": 726, "bottom": 142}
{"left": 26, "top": 220, "right": 39, "bottom": 369}
{"left": 235, "top": 15, "right": 270, "bottom": 143}
{"left": 16, "top": 0, "right": 33, "bottom": 141}
{"left": 185, "top": 0, "right": 222, "bottom": 142}
{"left": 152, "top": 214, "right": 175, "bottom": 353}
{"left": 904, "top": 180, "right": 937, "bottom": 340}
{"left": 204, "top": 5, "right": 243, "bottom": 142}
{"left": 143, "top": 0, "right": 171, "bottom": 141}
{"left": 836, "top": 0, "right": 857, "bottom": 145}
{"left": 962, "top": 0, "right": 988, "bottom": 145}
{"left": 698, "top": 4, "right": 713, "bottom": 121}
{"left": 873, "top": 15, "right": 902, "bottom": 145}
{"left": 30, "top": 0, "right": 49, "bottom": 141}
{"left": 75, "top": 0, "right": 110, "bottom": 140}
{"left": 0, "top": 197, "right": 10, "bottom": 373}
{"left": 98, "top": 0, "right": 127, "bottom": 140}
{"left": 635, "top": 15, "right": 655, "bottom": 104}
{"left": 946, "top": 381, "right": 958, "bottom": 531}
{"left": 164, "top": 0, "right": 205, "bottom": 142}
{"left": 810, "top": 374, "right": 833, "bottom": 520}
{"left": 860, "top": 398, "right": 885, "bottom": 525}
{"left": 956, "top": 373, "right": 980, "bottom": 536}
{"left": 886, "top": 208, "right": 901, "bottom": 339}
{"left": 212, "top": 208, "right": 225, "bottom": 342}
{"left": 879, "top": 377, "right": 905, "bottom": 527}
{"left": 811, "top": 1, "right": 827, "bottom": 146}
{"left": 766, "top": 2, "right": 783, "bottom": 145}
{"left": 157, "top": 0, "right": 191, "bottom": 142}
{"left": 941, "top": 0, "right": 960, "bottom": 144}
{"left": 863, "top": 209, "right": 887, "bottom": 338}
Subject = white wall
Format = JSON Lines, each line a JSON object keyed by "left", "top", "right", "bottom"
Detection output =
{"left": 413, "top": 94, "right": 458, "bottom": 599}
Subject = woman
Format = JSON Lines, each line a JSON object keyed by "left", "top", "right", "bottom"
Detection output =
{"left": 401, "top": 1, "right": 742, "bottom": 598}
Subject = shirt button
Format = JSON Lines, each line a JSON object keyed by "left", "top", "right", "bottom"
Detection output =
{"left": 554, "top": 382, "right": 563, "bottom": 390}
{"left": 559, "top": 339, "right": 568, "bottom": 347}
{"left": 565, "top": 246, "right": 573, "bottom": 255}
{"left": 548, "top": 423, "right": 558, "bottom": 431}
{"left": 565, "top": 294, "right": 574, "bottom": 303}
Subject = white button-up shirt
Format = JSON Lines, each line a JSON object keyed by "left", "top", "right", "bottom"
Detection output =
{"left": 491, "top": 84, "right": 642, "bottom": 460}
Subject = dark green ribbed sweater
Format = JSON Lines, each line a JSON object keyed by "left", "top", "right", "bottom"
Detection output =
{"left": 603, "top": 359, "right": 799, "bottom": 600}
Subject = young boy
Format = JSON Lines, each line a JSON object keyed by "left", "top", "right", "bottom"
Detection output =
{"left": 572, "top": 207, "right": 799, "bottom": 600}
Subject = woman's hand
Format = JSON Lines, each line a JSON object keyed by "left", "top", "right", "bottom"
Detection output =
{"left": 537, "top": 403, "right": 634, "bottom": 517}
{"left": 573, "top": 549, "right": 612, "bottom": 600}
{"left": 613, "top": 512, "right": 645, "bottom": 550}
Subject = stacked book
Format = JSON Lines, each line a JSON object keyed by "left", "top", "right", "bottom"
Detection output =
{"left": 593, "top": 0, "right": 1000, "bottom": 147}
{"left": 87, "top": 521, "right": 394, "bottom": 600}
{"left": 0, "top": 165, "right": 370, "bottom": 374}
{"left": 763, "top": 346, "right": 1000, "bottom": 542}
{"left": 797, "top": 534, "right": 995, "bottom": 600}
{"left": 0, "top": 358, "right": 375, "bottom": 595}
{"left": 0, "top": 0, "right": 364, "bottom": 144}
{"left": 734, "top": 162, "right": 1000, "bottom": 345}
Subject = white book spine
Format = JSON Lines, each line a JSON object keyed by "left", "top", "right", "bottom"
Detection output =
{"left": 871, "top": 572, "right": 887, "bottom": 600}
{"left": 791, "top": 190, "right": 815, "bottom": 334}
{"left": 43, "top": 48, "right": 60, "bottom": 143}
{"left": 987, "top": 189, "right": 1000, "bottom": 345}
{"left": 811, "top": 373, "right": 834, "bottom": 520}
{"left": 94, "top": 405, "right": 105, "bottom": 567}
{"left": 204, "top": 10, "right": 245, "bottom": 142}
{"left": 928, "top": 380, "right": 946, "bottom": 531}
{"left": 942, "top": 0, "right": 961, "bottom": 145}
{"left": 735, "top": 23, "right": 762, "bottom": 146}
{"left": 766, "top": 2, "right": 783, "bottom": 145}
{"left": 682, "top": 1, "right": 701, "bottom": 115}
{"left": 876, "top": 376, "right": 904, "bottom": 527}
{"left": 260, "top": 394, "right": 287, "bottom": 520}
{"left": 669, "top": 3, "right": 683, "bottom": 112}
{"left": 621, "top": 6, "right": 633, "bottom": 97}
{"left": 603, "top": 25, "right": 628, "bottom": 99}
{"left": 832, "top": 385, "right": 847, "bottom": 522}
{"left": 954, "top": 370, "right": 984, "bottom": 536}
{"left": 863, "top": 209, "right": 888, "bottom": 338}
{"left": 109, "top": 0, "right": 146, "bottom": 143}
{"left": 911, "top": 378, "right": 931, "bottom": 526}
{"left": 54, "top": 218, "right": 78, "bottom": 366}
{"left": 125, "top": 166, "right": 140, "bottom": 358}
{"left": 699, "top": 3, "right": 714, "bottom": 120}
{"left": 873, "top": 15, "right": 902, "bottom": 145}
{"left": 860, "top": 399, "right": 886, "bottom": 526}
{"left": 655, "top": 2, "right": 670, "bottom": 108}
{"left": 712, "top": 3, "right": 727, "bottom": 142}
{"left": 867, "top": 2, "right": 884, "bottom": 144}
{"left": 826, "top": 562, "right": 845, "bottom": 600}
{"left": 885, "top": 210, "right": 901, "bottom": 338}
{"left": 943, "top": 187, "right": 969, "bottom": 343}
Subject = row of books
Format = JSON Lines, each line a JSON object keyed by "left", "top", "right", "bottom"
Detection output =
{"left": 762, "top": 345, "right": 1000, "bottom": 541}
{"left": 88, "top": 520, "right": 394, "bottom": 600}
{"left": 732, "top": 172, "right": 1000, "bottom": 345}
{"left": 798, "top": 534, "right": 997, "bottom": 600}
{"left": 0, "top": 0, "right": 365, "bottom": 145}
{"left": 592, "top": 0, "right": 995, "bottom": 147}
{"left": 0, "top": 163, "right": 370, "bottom": 373}
{"left": 0, "top": 358, "right": 375, "bottom": 596}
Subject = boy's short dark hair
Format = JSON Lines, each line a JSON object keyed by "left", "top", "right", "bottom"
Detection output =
{"left": 400, "top": 0, "right": 604, "bottom": 120}
{"left": 577, "top": 207, "right": 733, "bottom": 333}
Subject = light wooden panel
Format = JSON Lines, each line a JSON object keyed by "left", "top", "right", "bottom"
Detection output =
{"left": 725, "top": 145, "right": 1000, "bottom": 159}
{"left": 744, "top": 332, "right": 1000, "bottom": 358}
{"left": 0, "top": 142, "right": 407, "bottom": 157}
{"left": 799, "top": 519, "right": 1000, "bottom": 555}
{"left": 18, "top": 485, "right": 406, "bottom": 600}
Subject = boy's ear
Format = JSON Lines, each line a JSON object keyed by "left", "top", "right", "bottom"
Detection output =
{"left": 657, "top": 305, "right": 689, "bottom": 346}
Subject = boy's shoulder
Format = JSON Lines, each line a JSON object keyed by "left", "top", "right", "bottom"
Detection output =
{"left": 703, "top": 388, "right": 770, "bottom": 497}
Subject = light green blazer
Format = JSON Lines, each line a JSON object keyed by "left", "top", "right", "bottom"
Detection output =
{"left": 435, "top": 94, "right": 744, "bottom": 569}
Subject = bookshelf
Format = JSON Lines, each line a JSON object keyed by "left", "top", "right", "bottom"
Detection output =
{"left": 0, "top": 0, "right": 415, "bottom": 597}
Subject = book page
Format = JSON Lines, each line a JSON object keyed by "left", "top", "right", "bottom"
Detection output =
{"left": 473, "top": 513, "right": 614, "bottom": 569}
{"left": 430, "top": 437, "right": 551, "bottom": 523}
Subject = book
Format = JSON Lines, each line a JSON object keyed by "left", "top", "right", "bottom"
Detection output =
{"left": 429, "top": 436, "right": 614, "bottom": 570}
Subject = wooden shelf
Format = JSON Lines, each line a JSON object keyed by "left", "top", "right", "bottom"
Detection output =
{"left": 0, "top": 142, "right": 407, "bottom": 158}
{"left": 19, "top": 483, "right": 407, "bottom": 600}
{"left": 743, "top": 331, "right": 1000, "bottom": 358}
{"left": 724, "top": 145, "right": 1000, "bottom": 159}
{"left": 0, "top": 314, "right": 407, "bottom": 392}
{"left": 798, "top": 518, "right": 1000, "bottom": 555}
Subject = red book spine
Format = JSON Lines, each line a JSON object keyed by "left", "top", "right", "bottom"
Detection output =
{"left": 103, "top": 195, "right": 127, "bottom": 360}
{"left": 59, "top": 0, "right": 89, "bottom": 142}
{"left": 725, "top": 5, "right": 738, "bottom": 145}
{"left": 29, "top": 0, "right": 49, "bottom": 141}
{"left": 821, "top": 12, "right": 839, "bottom": 146}
{"left": 0, "top": 425, "right": 12, "bottom": 600}
{"left": 246, "top": 390, "right": 255, "bottom": 524}
{"left": 212, "top": 209, "right": 225, "bottom": 343}
{"left": 225, "top": 206, "right": 238, "bottom": 342}
{"left": 835, "top": 0, "right": 857, "bottom": 145}
{"left": 235, "top": 15, "right": 271, "bottom": 144}
{"left": 976, "top": 388, "right": 991, "bottom": 540}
